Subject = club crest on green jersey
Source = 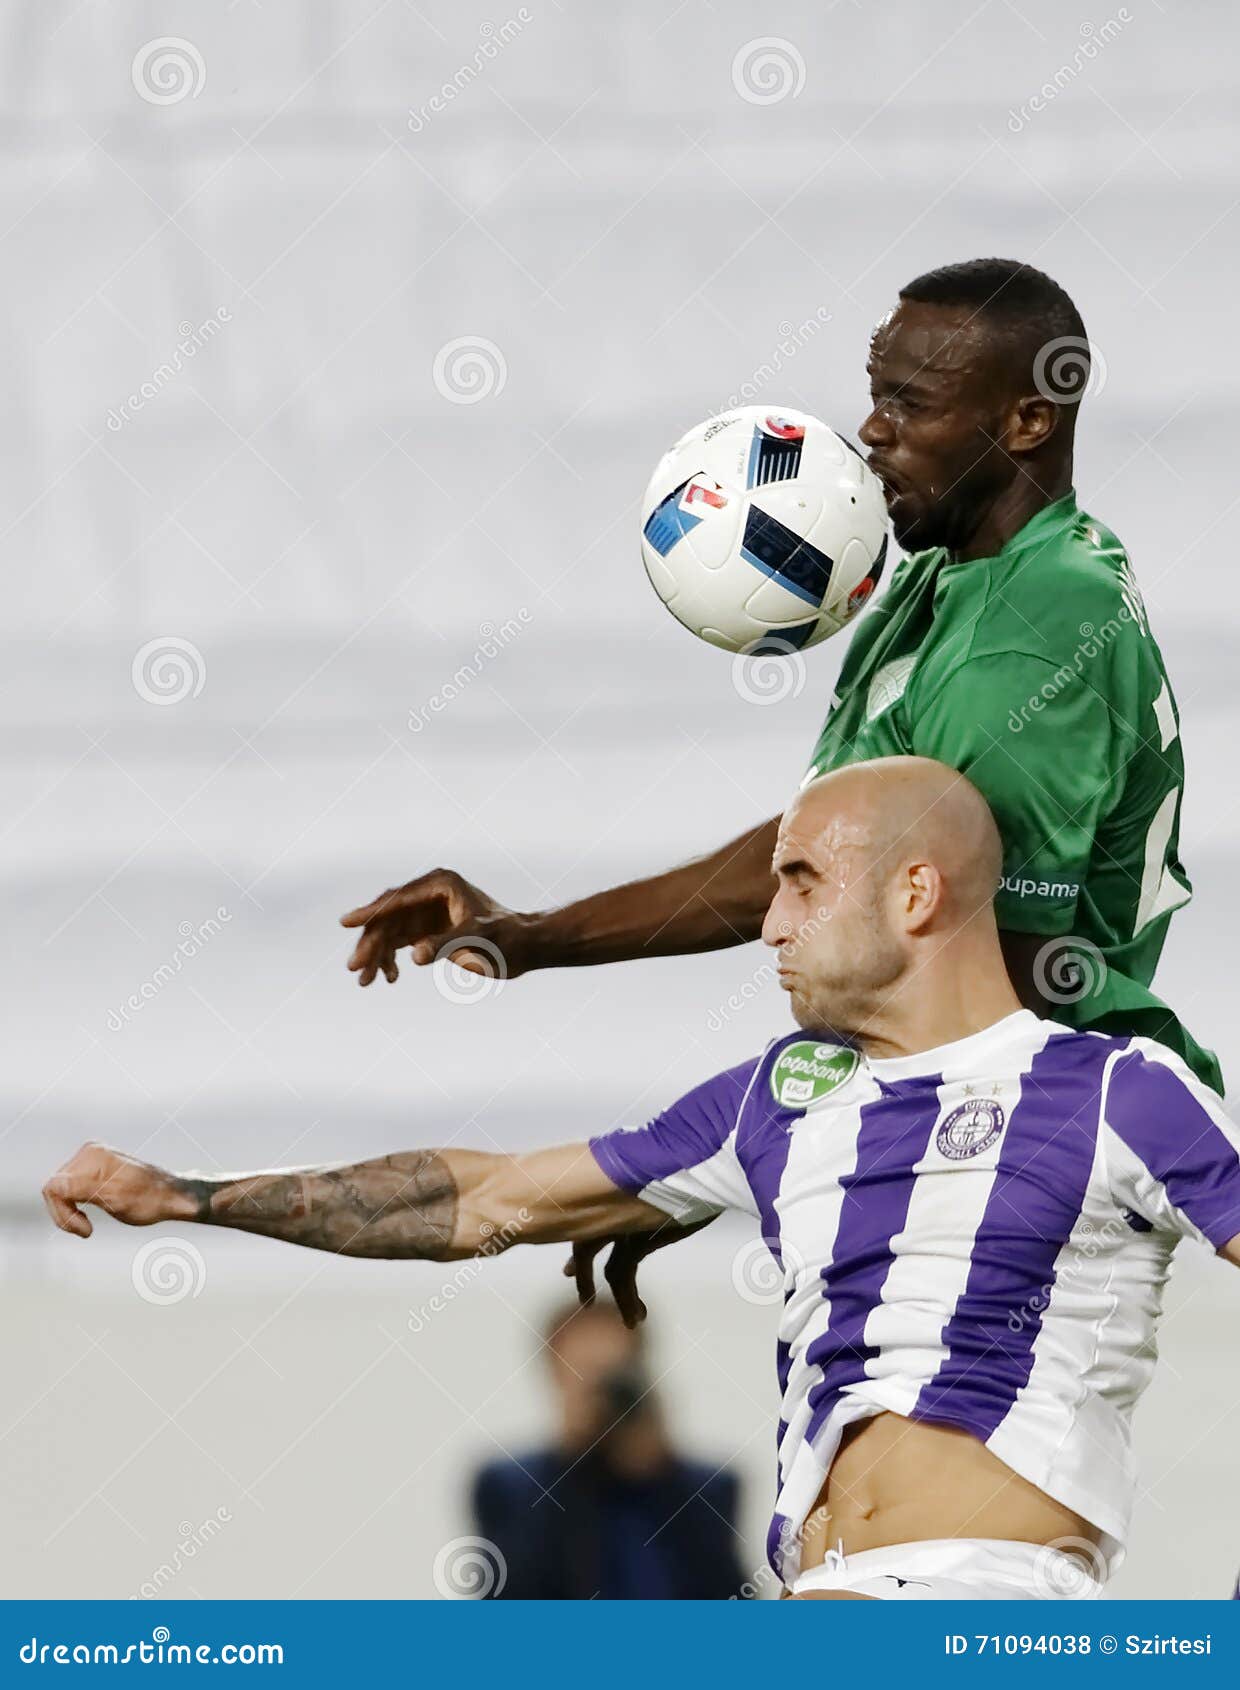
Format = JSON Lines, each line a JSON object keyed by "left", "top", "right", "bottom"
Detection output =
{"left": 770, "top": 1041, "right": 859, "bottom": 1109}
{"left": 865, "top": 653, "right": 917, "bottom": 722}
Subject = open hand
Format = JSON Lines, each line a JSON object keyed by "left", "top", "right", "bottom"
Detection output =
{"left": 564, "top": 1215, "right": 717, "bottom": 1328}
{"left": 340, "top": 869, "right": 534, "bottom": 988}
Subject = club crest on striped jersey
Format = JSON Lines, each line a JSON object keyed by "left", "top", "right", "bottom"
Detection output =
{"left": 770, "top": 1041, "right": 859, "bottom": 1110}
{"left": 935, "top": 1097, "right": 1006, "bottom": 1161}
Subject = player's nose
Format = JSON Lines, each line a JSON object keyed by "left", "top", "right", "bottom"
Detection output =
{"left": 858, "top": 405, "right": 892, "bottom": 450}
{"left": 760, "top": 905, "right": 792, "bottom": 949}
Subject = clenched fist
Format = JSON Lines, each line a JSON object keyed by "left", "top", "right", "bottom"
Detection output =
{"left": 42, "top": 1143, "right": 194, "bottom": 1238}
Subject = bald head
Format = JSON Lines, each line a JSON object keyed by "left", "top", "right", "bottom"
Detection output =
{"left": 790, "top": 757, "right": 1002, "bottom": 923}
{"left": 762, "top": 757, "right": 1012, "bottom": 1047}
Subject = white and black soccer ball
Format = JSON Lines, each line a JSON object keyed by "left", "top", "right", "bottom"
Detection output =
{"left": 639, "top": 407, "right": 888, "bottom": 655}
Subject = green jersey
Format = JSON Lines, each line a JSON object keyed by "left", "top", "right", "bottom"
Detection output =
{"left": 804, "top": 490, "right": 1221, "bottom": 1093}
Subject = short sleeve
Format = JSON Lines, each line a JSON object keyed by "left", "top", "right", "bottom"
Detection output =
{"left": 912, "top": 653, "right": 1117, "bottom": 935}
{"left": 589, "top": 1058, "right": 760, "bottom": 1223}
{"left": 1102, "top": 1043, "right": 1240, "bottom": 1249}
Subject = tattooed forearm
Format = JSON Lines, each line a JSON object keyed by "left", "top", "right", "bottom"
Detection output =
{"left": 170, "top": 1176, "right": 217, "bottom": 1223}
{"left": 172, "top": 1152, "right": 461, "bottom": 1259}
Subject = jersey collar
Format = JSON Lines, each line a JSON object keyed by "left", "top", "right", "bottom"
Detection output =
{"left": 935, "top": 490, "right": 1079, "bottom": 579}
{"left": 862, "top": 1008, "right": 1042, "bottom": 1082}
{"left": 997, "top": 489, "right": 1079, "bottom": 559}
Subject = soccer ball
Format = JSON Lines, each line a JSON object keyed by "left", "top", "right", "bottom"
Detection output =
{"left": 639, "top": 407, "right": 889, "bottom": 654}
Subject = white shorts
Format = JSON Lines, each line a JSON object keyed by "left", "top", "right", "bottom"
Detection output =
{"left": 789, "top": 1538, "right": 1106, "bottom": 1601}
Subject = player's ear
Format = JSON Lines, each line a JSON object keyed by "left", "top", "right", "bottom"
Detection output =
{"left": 1006, "top": 392, "right": 1060, "bottom": 456}
{"left": 903, "top": 860, "right": 943, "bottom": 932}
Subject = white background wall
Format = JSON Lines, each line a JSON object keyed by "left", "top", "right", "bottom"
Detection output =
{"left": 3, "top": 0, "right": 1239, "bottom": 1599}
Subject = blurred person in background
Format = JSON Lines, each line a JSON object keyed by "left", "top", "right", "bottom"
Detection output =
{"left": 471, "top": 1300, "right": 747, "bottom": 1600}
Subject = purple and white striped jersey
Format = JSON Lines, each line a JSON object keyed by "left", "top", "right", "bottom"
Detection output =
{"left": 589, "top": 1009, "right": 1240, "bottom": 1585}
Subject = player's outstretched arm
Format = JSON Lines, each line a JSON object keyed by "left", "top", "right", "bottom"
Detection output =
{"left": 42, "top": 1141, "right": 661, "bottom": 1261}
{"left": 339, "top": 816, "right": 780, "bottom": 987}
